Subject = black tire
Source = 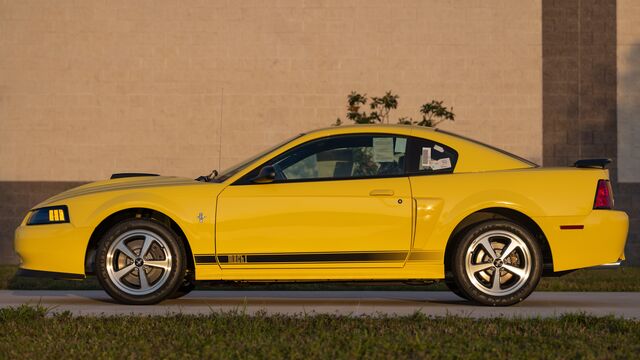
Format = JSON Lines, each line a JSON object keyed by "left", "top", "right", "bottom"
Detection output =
{"left": 451, "top": 220, "right": 542, "bottom": 306}
{"left": 95, "top": 219, "right": 187, "bottom": 305}
{"left": 170, "top": 273, "right": 196, "bottom": 299}
{"left": 444, "top": 273, "right": 468, "bottom": 300}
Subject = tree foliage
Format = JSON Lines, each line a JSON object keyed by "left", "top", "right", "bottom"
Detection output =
{"left": 334, "top": 91, "right": 454, "bottom": 128}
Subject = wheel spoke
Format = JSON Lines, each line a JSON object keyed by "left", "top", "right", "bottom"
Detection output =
{"left": 499, "top": 241, "right": 520, "bottom": 261}
{"left": 491, "top": 269, "right": 502, "bottom": 290}
{"left": 139, "top": 235, "right": 154, "bottom": 258}
{"left": 145, "top": 259, "right": 171, "bottom": 271}
{"left": 116, "top": 243, "right": 137, "bottom": 261}
{"left": 464, "top": 229, "right": 533, "bottom": 297}
{"left": 106, "top": 228, "right": 175, "bottom": 296}
{"left": 139, "top": 268, "right": 150, "bottom": 290}
{"left": 478, "top": 238, "right": 498, "bottom": 259}
{"left": 503, "top": 264, "right": 526, "bottom": 278}
{"left": 468, "top": 263, "right": 493, "bottom": 274}
{"left": 114, "top": 263, "right": 135, "bottom": 280}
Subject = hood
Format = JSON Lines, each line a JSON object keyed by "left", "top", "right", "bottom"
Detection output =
{"left": 34, "top": 176, "right": 199, "bottom": 208}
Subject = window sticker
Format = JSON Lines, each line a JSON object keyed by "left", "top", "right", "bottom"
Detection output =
{"left": 433, "top": 144, "right": 444, "bottom": 153}
{"left": 394, "top": 137, "right": 407, "bottom": 154}
{"left": 421, "top": 147, "right": 432, "bottom": 168}
{"left": 430, "top": 157, "right": 452, "bottom": 170}
{"left": 373, "top": 137, "right": 394, "bottom": 162}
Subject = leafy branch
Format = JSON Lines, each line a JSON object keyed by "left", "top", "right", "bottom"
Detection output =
{"left": 335, "top": 91, "right": 454, "bottom": 128}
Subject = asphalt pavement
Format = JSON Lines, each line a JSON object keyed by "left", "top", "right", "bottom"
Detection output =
{"left": 0, "top": 290, "right": 638, "bottom": 318}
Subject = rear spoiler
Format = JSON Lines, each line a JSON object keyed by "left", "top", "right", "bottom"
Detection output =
{"left": 573, "top": 158, "right": 611, "bottom": 169}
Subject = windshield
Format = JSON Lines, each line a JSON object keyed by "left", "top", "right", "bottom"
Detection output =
{"left": 212, "top": 133, "right": 306, "bottom": 182}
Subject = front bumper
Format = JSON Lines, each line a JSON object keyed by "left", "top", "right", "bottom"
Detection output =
{"left": 14, "top": 222, "right": 92, "bottom": 277}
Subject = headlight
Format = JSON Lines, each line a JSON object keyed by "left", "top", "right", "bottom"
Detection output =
{"left": 27, "top": 206, "right": 70, "bottom": 225}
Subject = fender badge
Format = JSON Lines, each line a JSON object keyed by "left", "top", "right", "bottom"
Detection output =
{"left": 197, "top": 212, "right": 206, "bottom": 223}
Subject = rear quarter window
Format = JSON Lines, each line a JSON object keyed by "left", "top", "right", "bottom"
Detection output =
{"left": 406, "top": 137, "right": 458, "bottom": 175}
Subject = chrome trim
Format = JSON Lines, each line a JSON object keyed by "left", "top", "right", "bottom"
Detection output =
{"left": 589, "top": 261, "right": 623, "bottom": 270}
{"left": 464, "top": 230, "right": 532, "bottom": 296}
{"left": 106, "top": 229, "right": 172, "bottom": 296}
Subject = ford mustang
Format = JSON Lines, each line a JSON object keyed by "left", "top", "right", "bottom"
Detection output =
{"left": 14, "top": 125, "right": 628, "bottom": 305}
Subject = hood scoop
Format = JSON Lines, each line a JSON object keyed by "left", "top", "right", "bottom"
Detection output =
{"left": 110, "top": 173, "right": 160, "bottom": 180}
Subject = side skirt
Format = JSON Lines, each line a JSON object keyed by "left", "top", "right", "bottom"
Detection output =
{"left": 16, "top": 268, "right": 85, "bottom": 280}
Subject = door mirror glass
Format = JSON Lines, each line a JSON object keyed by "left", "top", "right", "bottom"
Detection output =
{"left": 252, "top": 165, "right": 276, "bottom": 183}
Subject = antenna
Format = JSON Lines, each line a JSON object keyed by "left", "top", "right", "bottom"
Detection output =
{"left": 218, "top": 87, "right": 224, "bottom": 170}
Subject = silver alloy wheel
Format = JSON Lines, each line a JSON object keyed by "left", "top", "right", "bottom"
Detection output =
{"left": 464, "top": 230, "right": 532, "bottom": 296}
{"left": 105, "top": 229, "right": 173, "bottom": 296}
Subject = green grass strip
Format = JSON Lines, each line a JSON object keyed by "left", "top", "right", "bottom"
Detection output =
{"left": 0, "top": 305, "right": 638, "bottom": 359}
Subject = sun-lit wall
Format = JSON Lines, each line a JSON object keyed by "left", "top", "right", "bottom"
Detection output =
{"left": 0, "top": 0, "right": 542, "bottom": 181}
{"left": 618, "top": 0, "right": 640, "bottom": 183}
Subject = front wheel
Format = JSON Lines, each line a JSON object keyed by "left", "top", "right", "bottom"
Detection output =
{"left": 170, "top": 273, "right": 196, "bottom": 299}
{"left": 444, "top": 273, "right": 468, "bottom": 300}
{"left": 95, "top": 219, "right": 187, "bottom": 305}
{"left": 451, "top": 220, "right": 542, "bottom": 306}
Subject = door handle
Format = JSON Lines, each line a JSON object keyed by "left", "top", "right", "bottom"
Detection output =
{"left": 369, "top": 189, "right": 395, "bottom": 196}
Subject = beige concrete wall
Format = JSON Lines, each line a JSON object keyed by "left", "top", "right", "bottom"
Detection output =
{"left": 618, "top": 0, "right": 640, "bottom": 183}
{"left": 0, "top": 0, "right": 542, "bottom": 181}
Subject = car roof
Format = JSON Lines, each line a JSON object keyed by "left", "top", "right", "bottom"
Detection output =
{"left": 304, "top": 124, "right": 432, "bottom": 136}
{"left": 220, "top": 124, "right": 536, "bottom": 183}
{"left": 296, "top": 124, "right": 537, "bottom": 171}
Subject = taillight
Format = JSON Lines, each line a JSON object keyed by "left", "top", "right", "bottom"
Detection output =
{"left": 593, "top": 179, "right": 614, "bottom": 209}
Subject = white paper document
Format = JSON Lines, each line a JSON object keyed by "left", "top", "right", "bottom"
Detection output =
{"left": 421, "top": 147, "right": 432, "bottom": 168}
{"left": 394, "top": 137, "right": 407, "bottom": 153}
{"left": 373, "top": 137, "right": 394, "bottom": 162}
{"left": 430, "top": 157, "right": 452, "bottom": 170}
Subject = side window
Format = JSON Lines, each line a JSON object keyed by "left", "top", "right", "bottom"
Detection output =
{"left": 243, "top": 134, "right": 408, "bottom": 182}
{"left": 407, "top": 138, "right": 458, "bottom": 174}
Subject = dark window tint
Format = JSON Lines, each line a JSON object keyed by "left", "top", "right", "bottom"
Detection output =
{"left": 239, "top": 134, "right": 408, "bottom": 183}
{"left": 406, "top": 138, "right": 458, "bottom": 175}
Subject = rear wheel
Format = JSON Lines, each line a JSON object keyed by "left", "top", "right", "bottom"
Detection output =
{"left": 451, "top": 220, "right": 542, "bottom": 306}
{"left": 96, "top": 219, "right": 186, "bottom": 305}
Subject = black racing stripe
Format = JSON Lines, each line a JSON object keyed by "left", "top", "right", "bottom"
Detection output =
{"left": 238, "top": 252, "right": 407, "bottom": 263}
{"left": 194, "top": 255, "right": 217, "bottom": 264}
{"left": 194, "top": 252, "right": 408, "bottom": 264}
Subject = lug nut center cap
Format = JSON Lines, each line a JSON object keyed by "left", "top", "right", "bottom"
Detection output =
{"left": 134, "top": 258, "right": 144, "bottom": 267}
{"left": 493, "top": 259, "right": 503, "bottom": 268}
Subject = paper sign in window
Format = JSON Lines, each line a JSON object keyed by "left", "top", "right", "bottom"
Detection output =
{"left": 430, "top": 158, "right": 452, "bottom": 170}
{"left": 373, "top": 137, "right": 394, "bottom": 162}
{"left": 421, "top": 147, "right": 432, "bottom": 168}
{"left": 394, "top": 137, "right": 407, "bottom": 153}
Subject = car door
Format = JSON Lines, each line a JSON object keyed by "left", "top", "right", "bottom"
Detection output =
{"left": 215, "top": 134, "right": 413, "bottom": 268}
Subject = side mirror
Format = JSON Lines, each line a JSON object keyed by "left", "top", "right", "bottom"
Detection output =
{"left": 252, "top": 165, "right": 276, "bottom": 184}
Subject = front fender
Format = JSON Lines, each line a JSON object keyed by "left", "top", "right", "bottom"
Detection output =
{"left": 65, "top": 186, "right": 220, "bottom": 261}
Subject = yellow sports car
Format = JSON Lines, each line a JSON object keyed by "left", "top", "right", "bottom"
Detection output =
{"left": 14, "top": 125, "right": 628, "bottom": 305}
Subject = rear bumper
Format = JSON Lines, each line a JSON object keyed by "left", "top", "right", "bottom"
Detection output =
{"left": 535, "top": 210, "right": 629, "bottom": 272}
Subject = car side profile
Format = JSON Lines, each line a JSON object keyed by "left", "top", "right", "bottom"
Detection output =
{"left": 14, "top": 125, "right": 629, "bottom": 305}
